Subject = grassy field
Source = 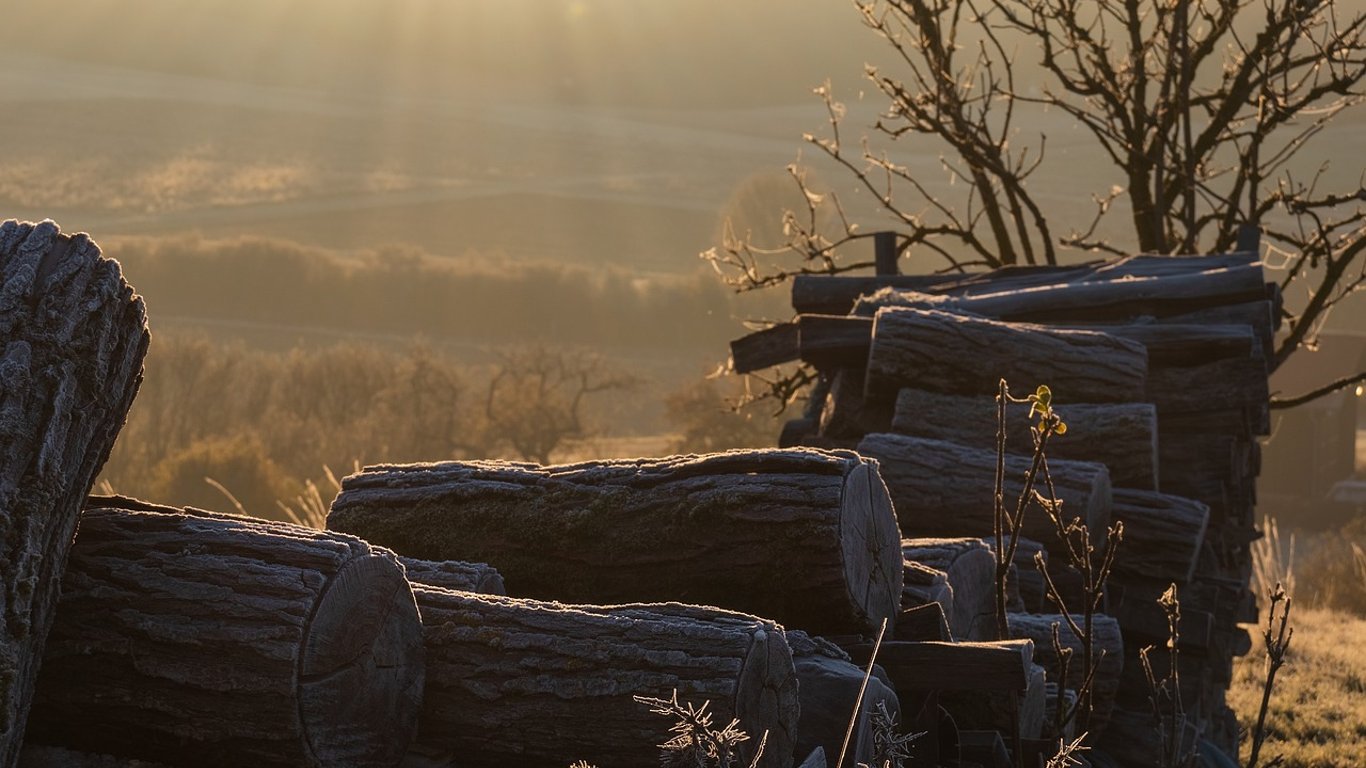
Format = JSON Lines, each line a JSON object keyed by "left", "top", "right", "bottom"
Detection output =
{"left": 1229, "top": 606, "right": 1366, "bottom": 768}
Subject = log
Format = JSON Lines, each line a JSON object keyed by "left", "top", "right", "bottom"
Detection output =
{"left": 730, "top": 322, "right": 799, "bottom": 374}
{"left": 865, "top": 308, "right": 1148, "bottom": 403}
{"left": 817, "top": 368, "right": 892, "bottom": 439}
{"left": 400, "top": 557, "right": 506, "bottom": 595}
{"left": 792, "top": 252, "right": 1262, "bottom": 316}
{"left": 844, "top": 640, "right": 1034, "bottom": 693}
{"left": 0, "top": 220, "right": 149, "bottom": 767}
{"left": 1010, "top": 538, "right": 1048, "bottom": 613}
{"left": 787, "top": 632, "right": 899, "bottom": 768}
{"left": 895, "top": 602, "right": 952, "bottom": 642}
{"left": 799, "top": 315, "right": 877, "bottom": 370}
{"left": 25, "top": 499, "right": 425, "bottom": 767}
{"left": 1105, "top": 578, "right": 1215, "bottom": 652}
{"left": 1007, "top": 613, "right": 1124, "bottom": 733}
{"left": 939, "top": 662, "right": 1047, "bottom": 741}
{"left": 900, "top": 561, "right": 953, "bottom": 639}
{"left": 891, "top": 389, "right": 1159, "bottom": 490}
{"left": 410, "top": 586, "right": 798, "bottom": 768}
{"left": 901, "top": 539, "right": 995, "bottom": 642}
{"left": 1109, "top": 489, "right": 1209, "bottom": 584}
{"left": 329, "top": 449, "right": 904, "bottom": 636}
{"left": 857, "top": 434, "right": 1112, "bottom": 554}
{"left": 1097, "top": 707, "right": 1199, "bottom": 768}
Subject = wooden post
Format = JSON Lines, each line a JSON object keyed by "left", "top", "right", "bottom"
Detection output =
{"left": 0, "top": 220, "right": 149, "bottom": 768}
{"left": 874, "top": 231, "right": 899, "bottom": 276}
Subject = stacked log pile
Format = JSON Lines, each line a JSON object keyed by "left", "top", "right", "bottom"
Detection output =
{"left": 730, "top": 245, "right": 1272, "bottom": 764}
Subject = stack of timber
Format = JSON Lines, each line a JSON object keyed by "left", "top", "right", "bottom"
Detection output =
{"left": 0, "top": 220, "right": 149, "bottom": 767}
{"left": 729, "top": 241, "right": 1273, "bottom": 764}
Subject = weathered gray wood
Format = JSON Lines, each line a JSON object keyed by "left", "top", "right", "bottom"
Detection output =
{"left": 797, "top": 748, "right": 828, "bottom": 768}
{"left": 817, "top": 368, "right": 892, "bottom": 439}
{"left": 787, "top": 631, "right": 899, "bottom": 768}
{"left": 329, "top": 449, "right": 903, "bottom": 636}
{"left": 865, "top": 308, "right": 1148, "bottom": 403}
{"left": 857, "top": 434, "right": 1112, "bottom": 554}
{"left": 901, "top": 538, "right": 995, "bottom": 642}
{"left": 799, "top": 315, "right": 875, "bottom": 370}
{"left": 895, "top": 602, "right": 952, "bottom": 642}
{"left": 844, "top": 640, "right": 1034, "bottom": 693}
{"left": 399, "top": 557, "right": 505, "bottom": 595}
{"left": 731, "top": 322, "right": 800, "bottom": 374}
{"left": 26, "top": 499, "right": 425, "bottom": 768}
{"left": 410, "top": 586, "right": 798, "bottom": 768}
{"left": 0, "top": 220, "right": 150, "bottom": 768}
{"left": 1007, "top": 613, "right": 1124, "bottom": 732}
{"left": 1109, "top": 489, "right": 1209, "bottom": 584}
{"left": 793, "top": 252, "right": 1262, "bottom": 316}
{"left": 891, "top": 389, "right": 1159, "bottom": 490}
{"left": 939, "top": 662, "right": 1047, "bottom": 741}
{"left": 900, "top": 560, "right": 953, "bottom": 640}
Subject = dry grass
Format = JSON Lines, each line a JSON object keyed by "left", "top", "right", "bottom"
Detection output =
{"left": 1228, "top": 606, "right": 1366, "bottom": 768}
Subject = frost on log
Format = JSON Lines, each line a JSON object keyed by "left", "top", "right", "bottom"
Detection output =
{"left": 328, "top": 449, "right": 904, "bottom": 636}
{"left": 409, "top": 587, "right": 798, "bottom": 768}
{"left": 25, "top": 499, "right": 425, "bottom": 768}
{"left": 0, "top": 220, "right": 149, "bottom": 768}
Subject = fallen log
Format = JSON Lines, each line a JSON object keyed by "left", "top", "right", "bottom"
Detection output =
{"left": 857, "top": 434, "right": 1112, "bottom": 553}
{"left": 26, "top": 499, "right": 425, "bottom": 768}
{"left": 788, "top": 632, "right": 899, "bottom": 768}
{"left": 0, "top": 220, "right": 149, "bottom": 767}
{"left": 410, "top": 586, "right": 798, "bottom": 768}
{"left": 329, "top": 449, "right": 904, "bottom": 636}
{"left": 818, "top": 368, "right": 893, "bottom": 439}
{"left": 400, "top": 557, "right": 506, "bottom": 595}
{"left": 730, "top": 322, "right": 799, "bottom": 374}
{"left": 845, "top": 640, "right": 1035, "bottom": 694}
{"left": 940, "top": 662, "right": 1047, "bottom": 741}
{"left": 865, "top": 308, "right": 1148, "bottom": 403}
{"left": 1007, "top": 613, "right": 1124, "bottom": 733}
{"left": 891, "top": 389, "right": 1158, "bottom": 490}
{"left": 901, "top": 539, "right": 995, "bottom": 642}
{"left": 1109, "top": 489, "right": 1209, "bottom": 584}
{"left": 895, "top": 602, "right": 952, "bottom": 642}
{"left": 792, "top": 252, "right": 1262, "bottom": 316}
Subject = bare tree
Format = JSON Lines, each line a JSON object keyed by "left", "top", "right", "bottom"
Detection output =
{"left": 705, "top": 0, "right": 1365, "bottom": 390}
{"left": 484, "top": 346, "right": 638, "bottom": 464}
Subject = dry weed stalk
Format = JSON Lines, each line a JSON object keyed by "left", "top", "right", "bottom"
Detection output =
{"left": 1246, "top": 585, "right": 1294, "bottom": 768}
{"left": 633, "top": 691, "right": 766, "bottom": 768}
{"left": 1139, "top": 584, "right": 1196, "bottom": 768}
{"left": 1251, "top": 515, "right": 1296, "bottom": 599}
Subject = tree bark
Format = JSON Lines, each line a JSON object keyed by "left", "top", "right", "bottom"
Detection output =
{"left": 25, "top": 499, "right": 425, "bottom": 768}
{"left": 794, "top": 251, "right": 1263, "bottom": 316}
{"left": 787, "top": 632, "right": 899, "bottom": 768}
{"left": 818, "top": 368, "right": 892, "bottom": 439}
{"left": 901, "top": 539, "right": 996, "bottom": 642}
{"left": 329, "top": 449, "right": 904, "bottom": 637}
{"left": 399, "top": 557, "right": 505, "bottom": 595}
{"left": 0, "top": 220, "right": 149, "bottom": 768}
{"left": 865, "top": 308, "right": 1148, "bottom": 403}
{"left": 410, "top": 586, "right": 798, "bottom": 768}
{"left": 1007, "top": 613, "right": 1124, "bottom": 733}
{"left": 843, "top": 640, "right": 1034, "bottom": 693}
{"left": 856, "top": 434, "right": 1112, "bottom": 554}
{"left": 891, "top": 389, "right": 1158, "bottom": 490}
{"left": 1109, "top": 489, "right": 1209, "bottom": 584}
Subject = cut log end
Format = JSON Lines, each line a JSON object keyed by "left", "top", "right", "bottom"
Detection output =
{"left": 840, "top": 462, "right": 904, "bottom": 636}
{"left": 299, "top": 554, "right": 425, "bottom": 767}
{"left": 735, "top": 628, "right": 801, "bottom": 767}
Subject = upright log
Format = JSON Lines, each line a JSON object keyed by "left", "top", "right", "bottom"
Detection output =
{"left": 891, "top": 389, "right": 1158, "bottom": 489}
{"left": 411, "top": 586, "right": 798, "bottom": 768}
{"left": 25, "top": 499, "right": 425, "bottom": 768}
{"left": 329, "top": 449, "right": 903, "bottom": 636}
{"left": 857, "top": 434, "right": 1112, "bottom": 553}
{"left": 0, "top": 220, "right": 149, "bottom": 768}
{"left": 788, "top": 632, "right": 899, "bottom": 768}
{"left": 901, "top": 539, "right": 995, "bottom": 642}
{"left": 864, "top": 308, "right": 1148, "bottom": 403}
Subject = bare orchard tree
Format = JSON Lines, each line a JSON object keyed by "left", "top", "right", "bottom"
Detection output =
{"left": 705, "top": 0, "right": 1365, "bottom": 385}
{"left": 484, "top": 346, "right": 639, "bottom": 464}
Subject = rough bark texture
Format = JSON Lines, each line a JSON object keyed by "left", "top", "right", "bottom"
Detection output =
{"left": 399, "top": 557, "right": 505, "bottom": 595}
{"left": 787, "top": 632, "right": 899, "bottom": 768}
{"left": 410, "top": 586, "right": 798, "bottom": 768}
{"left": 1109, "top": 489, "right": 1209, "bottom": 584}
{"left": 891, "top": 389, "right": 1158, "bottom": 490}
{"left": 25, "top": 500, "right": 425, "bottom": 768}
{"left": 329, "top": 449, "right": 904, "bottom": 636}
{"left": 792, "top": 252, "right": 1262, "bottom": 316}
{"left": 864, "top": 308, "right": 1148, "bottom": 403}
{"left": 0, "top": 220, "right": 149, "bottom": 768}
{"left": 901, "top": 539, "right": 996, "bottom": 642}
{"left": 857, "top": 434, "right": 1112, "bottom": 554}
{"left": 844, "top": 640, "right": 1034, "bottom": 693}
{"left": 1007, "top": 613, "right": 1124, "bottom": 733}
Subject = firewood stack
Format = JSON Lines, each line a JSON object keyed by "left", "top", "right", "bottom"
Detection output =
{"left": 728, "top": 241, "right": 1273, "bottom": 763}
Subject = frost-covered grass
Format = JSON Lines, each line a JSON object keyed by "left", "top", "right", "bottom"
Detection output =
{"left": 1229, "top": 606, "right": 1366, "bottom": 768}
